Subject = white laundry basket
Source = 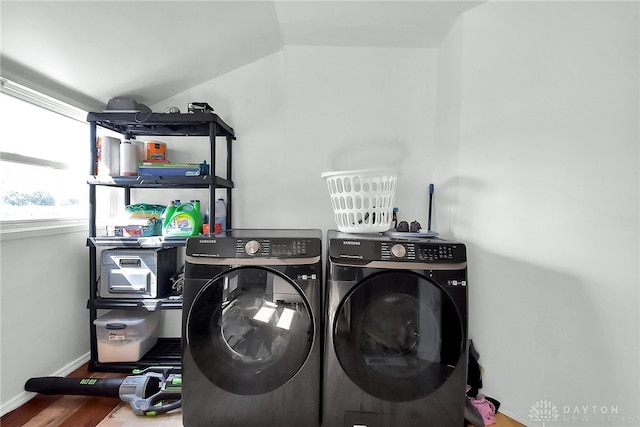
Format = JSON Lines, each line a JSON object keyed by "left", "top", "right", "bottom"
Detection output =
{"left": 321, "top": 169, "right": 399, "bottom": 233}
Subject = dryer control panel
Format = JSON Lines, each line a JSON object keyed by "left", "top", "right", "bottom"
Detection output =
{"left": 235, "top": 238, "right": 319, "bottom": 257}
{"left": 328, "top": 230, "right": 466, "bottom": 264}
{"left": 187, "top": 236, "right": 322, "bottom": 258}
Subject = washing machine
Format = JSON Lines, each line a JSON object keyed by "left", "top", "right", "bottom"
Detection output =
{"left": 182, "top": 229, "right": 322, "bottom": 427}
{"left": 323, "top": 229, "right": 468, "bottom": 427}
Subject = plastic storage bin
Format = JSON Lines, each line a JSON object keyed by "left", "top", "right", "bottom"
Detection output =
{"left": 93, "top": 310, "right": 160, "bottom": 363}
{"left": 321, "top": 168, "right": 399, "bottom": 233}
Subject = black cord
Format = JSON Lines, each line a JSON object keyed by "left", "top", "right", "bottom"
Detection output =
{"left": 134, "top": 111, "right": 153, "bottom": 122}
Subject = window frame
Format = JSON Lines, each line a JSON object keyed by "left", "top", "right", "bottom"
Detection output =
{"left": 0, "top": 77, "right": 90, "bottom": 235}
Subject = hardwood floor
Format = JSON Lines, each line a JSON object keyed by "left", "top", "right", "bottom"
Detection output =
{"left": 483, "top": 413, "right": 527, "bottom": 427}
{"left": 2, "top": 363, "right": 526, "bottom": 426}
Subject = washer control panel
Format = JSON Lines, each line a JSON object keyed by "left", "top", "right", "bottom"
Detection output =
{"left": 328, "top": 231, "right": 465, "bottom": 264}
{"left": 235, "top": 238, "right": 313, "bottom": 257}
{"left": 420, "top": 245, "right": 457, "bottom": 261}
{"left": 382, "top": 242, "right": 415, "bottom": 260}
{"left": 187, "top": 236, "right": 321, "bottom": 258}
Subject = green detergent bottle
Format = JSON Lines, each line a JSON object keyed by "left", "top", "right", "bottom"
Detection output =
{"left": 191, "top": 199, "right": 203, "bottom": 234}
{"left": 160, "top": 200, "right": 176, "bottom": 230}
{"left": 162, "top": 200, "right": 202, "bottom": 237}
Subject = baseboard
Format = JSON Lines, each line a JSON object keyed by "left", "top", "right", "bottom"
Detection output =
{"left": 0, "top": 352, "right": 90, "bottom": 417}
{"left": 499, "top": 407, "right": 529, "bottom": 425}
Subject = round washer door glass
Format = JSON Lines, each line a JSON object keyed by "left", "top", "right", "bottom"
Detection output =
{"left": 333, "top": 271, "right": 464, "bottom": 402}
{"left": 187, "top": 266, "right": 314, "bottom": 395}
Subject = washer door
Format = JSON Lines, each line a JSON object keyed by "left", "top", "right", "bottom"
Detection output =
{"left": 187, "top": 266, "right": 314, "bottom": 395}
{"left": 333, "top": 270, "right": 464, "bottom": 402}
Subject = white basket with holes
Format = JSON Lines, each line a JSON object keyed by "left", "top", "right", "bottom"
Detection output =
{"left": 321, "top": 169, "right": 399, "bottom": 233}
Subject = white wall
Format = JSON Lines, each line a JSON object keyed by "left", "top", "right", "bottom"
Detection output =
{"left": 149, "top": 50, "right": 287, "bottom": 230}
{"left": 154, "top": 46, "right": 438, "bottom": 231}
{"left": 433, "top": 13, "right": 464, "bottom": 238}
{"left": 437, "top": 2, "right": 639, "bottom": 425}
{"left": 281, "top": 46, "right": 437, "bottom": 228}
{"left": 0, "top": 227, "right": 90, "bottom": 414}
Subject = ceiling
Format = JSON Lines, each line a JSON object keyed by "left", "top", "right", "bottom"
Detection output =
{"left": 0, "top": 1, "right": 484, "bottom": 111}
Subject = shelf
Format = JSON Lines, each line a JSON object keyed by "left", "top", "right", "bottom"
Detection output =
{"left": 89, "top": 338, "right": 181, "bottom": 373}
{"left": 86, "top": 112, "right": 234, "bottom": 138}
{"left": 87, "top": 175, "right": 234, "bottom": 189}
{"left": 87, "top": 236, "right": 189, "bottom": 248}
{"left": 88, "top": 297, "right": 183, "bottom": 310}
{"left": 86, "top": 108, "right": 233, "bottom": 373}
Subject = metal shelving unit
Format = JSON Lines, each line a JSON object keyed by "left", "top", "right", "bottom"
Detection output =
{"left": 86, "top": 111, "right": 235, "bottom": 372}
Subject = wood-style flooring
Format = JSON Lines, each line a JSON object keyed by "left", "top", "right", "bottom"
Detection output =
{"left": 1, "top": 363, "right": 526, "bottom": 426}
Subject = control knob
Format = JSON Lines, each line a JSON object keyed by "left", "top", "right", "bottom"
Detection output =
{"left": 391, "top": 243, "right": 406, "bottom": 258}
{"left": 245, "top": 240, "right": 261, "bottom": 255}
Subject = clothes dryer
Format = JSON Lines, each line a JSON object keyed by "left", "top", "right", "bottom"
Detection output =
{"left": 323, "top": 230, "right": 468, "bottom": 427}
{"left": 182, "top": 229, "right": 322, "bottom": 427}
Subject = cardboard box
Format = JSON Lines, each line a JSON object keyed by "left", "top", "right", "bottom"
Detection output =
{"left": 143, "top": 141, "right": 167, "bottom": 161}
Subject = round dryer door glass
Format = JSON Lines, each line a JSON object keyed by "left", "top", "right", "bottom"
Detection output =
{"left": 333, "top": 270, "right": 464, "bottom": 402}
{"left": 187, "top": 266, "right": 314, "bottom": 395}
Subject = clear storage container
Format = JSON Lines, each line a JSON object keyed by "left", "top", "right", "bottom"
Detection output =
{"left": 93, "top": 309, "right": 160, "bottom": 363}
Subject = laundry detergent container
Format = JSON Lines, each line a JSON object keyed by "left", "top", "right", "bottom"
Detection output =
{"left": 321, "top": 168, "right": 399, "bottom": 233}
{"left": 93, "top": 309, "right": 160, "bottom": 363}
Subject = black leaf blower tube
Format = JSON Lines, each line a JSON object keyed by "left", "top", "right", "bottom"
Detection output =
{"left": 25, "top": 376, "right": 122, "bottom": 398}
{"left": 24, "top": 367, "right": 181, "bottom": 416}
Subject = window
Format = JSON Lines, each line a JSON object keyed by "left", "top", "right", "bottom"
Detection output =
{"left": 0, "top": 79, "right": 89, "bottom": 222}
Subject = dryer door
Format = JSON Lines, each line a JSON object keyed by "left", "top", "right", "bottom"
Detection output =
{"left": 333, "top": 270, "right": 464, "bottom": 402}
{"left": 187, "top": 266, "right": 314, "bottom": 395}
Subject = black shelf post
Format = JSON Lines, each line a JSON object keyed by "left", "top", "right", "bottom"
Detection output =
{"left": 209, "top": 121, "right": 217, "bottom": 232}
{"left": 226, "top": 134, "right": 233, "bottom": 229}
{"left": 89, "top": 121, "right": 97, "bottom": 237}
{"left": 88, "top": 119, "right": 99, "bottom": 370}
